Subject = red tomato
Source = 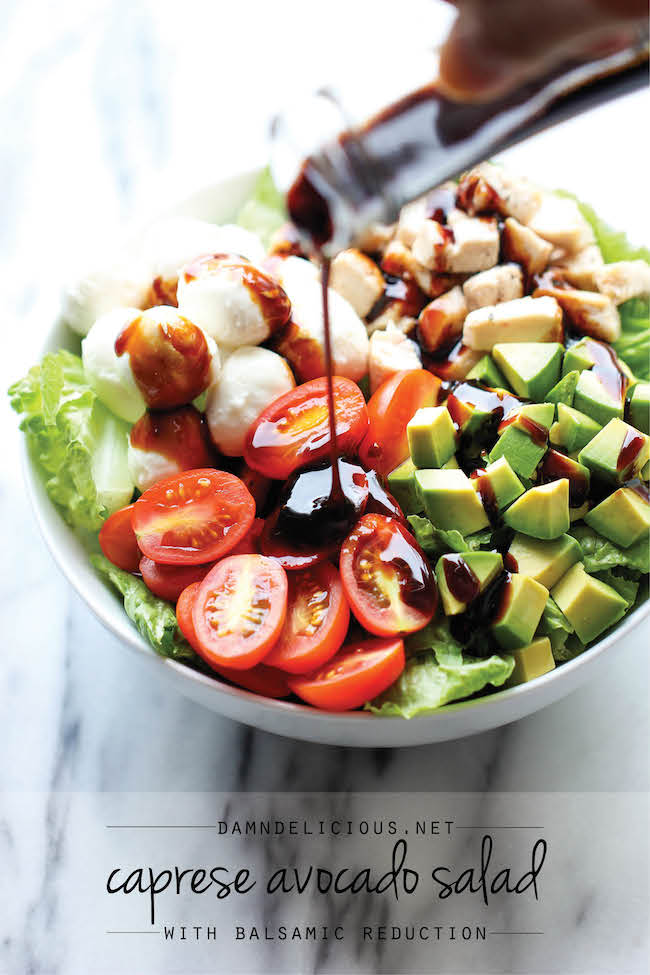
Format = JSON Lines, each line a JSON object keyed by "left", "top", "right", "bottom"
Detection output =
{"left": 265, "top": 563, "right": 350, "bottom": 674}
{"left": 358, "top": 370, "right": 440, "bottom": 475}
{"left": 99, "top": 504, "right": 140, "bottom": 572}
{"left": 340, "top": 513, "right": 437, "bottom": 636}
{"left": 229, "top": 518, "right": 264, "bottom": 556}
{"left": 132, "top": 468, "right": 255, "bottom": 565}
{"left": 192, "top": 555, "right": 288, "bottom": 670}
{"left": 244, "top": 377, "right": 368, "bottom": 480}
{"left": 287, "top": 637, "right": 405, "bottom": 711}
{"left": 140, "top": 556, "right": 213, "bottom": 602}
{"left": 176, "top": 582, "right": 202, "bottom": 649}
{"left": 259, "top": 508, "right": 336, "bottom": 570}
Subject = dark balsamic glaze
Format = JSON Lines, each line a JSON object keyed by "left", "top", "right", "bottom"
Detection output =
{"left": 425, "top": 183, "right": 458, "bottom": 223}
{"left": 276, "top": 457, "right": 368, "bottom": 546}
{"left": 182, "top": 254, "right": 291, "bottom": 332}
{"left": 130, "top": 406, "right": 215, "bottom": 470}
{"left": 470, "top": 468, "right": 500, "bottom": 525}
{"left": 539, "top": 449, "right": 590, "bottom": 507}
{"left": 498, "top": 412, "right": 548, "bottom": 447}
{"left": 625, "top": 478, "right": 650, "bottom": 503}
{"left": 449, "top": 569, "right": 508, "bottom": 654}
{"left": 503, "top": 551, "right": 518, "bottom": 573}
{"left": 494, "top": 572, "right": 514, "bottom": 623}
{"left": 617, "top": 429, "right": 646, "bottom": 473}
{"left": 443, "top": 554, "right": 480, "bottom": 604}
{"left": 355, "top": 520, "right": 436, "bottom": 616}
{"left": 364, "top": 469, "right": 407, "bottom": 523}
{"left": 366, "top": 273, "right": 428, "bottom": 323}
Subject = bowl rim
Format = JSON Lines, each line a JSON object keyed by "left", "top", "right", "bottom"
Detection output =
{"left": 20, "top": 164, "right": 650, "bottom": 732}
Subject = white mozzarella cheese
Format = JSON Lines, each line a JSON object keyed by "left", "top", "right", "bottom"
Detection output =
{"left": 81, "top": 308, "right": 147, "bottom": 423}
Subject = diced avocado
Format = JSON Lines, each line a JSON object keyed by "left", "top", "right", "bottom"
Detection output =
{"left": 414, "top": 468, "right": 490, "bottom": 535}
{"left": 471, "top": 456, "right": 524, "bottom": 510}
{"left": 512, "top": 402, "right": 555, "bottom": 431}
{"left": 442, "top": 455, "right": 460, "bottom": 469}
{"left": 538, "top": 449, "right": 590, "bottom": 510}
{"left": 550, "top": 403, "right": 602, "bottom": 453}
{"left": 407, "top": 406, "right": 456, "bottom": 469}
{"left": 504, "top": 479, "right": 570, "bottom": 540}
{"left": 545, "top": 370, "right": 579, "bottom": 406}
{"left": 506, "top": 637, "right": 556, "bottom": 686}
{"left": 628, "top": 381, "right": 650, "bottom": 435}
{"left": 551, "top": 562, "right": 627, "bottom": 644}
{"left": 491, "top": 574, "right": 549, "bottom": 650}
{"left": 578, "top": 418, "right": 650, "bottom": 483}
{"left": 387, "top": 457, "right": 421, "bottom": 515}
{"left": 585, "top": 486, "right": 650, "bottom": 548}
{"left": 508, "top": 532, "right": 581, "bottom": 589}
{"left": 488, "top": 418, "right": 548, "bottom": 479}
{"left": 562, "top": 339, "right": 595, "bottom": 376}
{"left": 643, "top": 460, "right": 649, "bottom": 481}
{"left": 492, "top": 342, "right": 563, "bottom": 400}
{"left": 466, "top": 355, "right": 508, "bottom": 388}
{"left": 435, "top": 551, "right": 503, "bottom": 616}
{"left": 574, "top": 369, "right": 624, "bottom": 426}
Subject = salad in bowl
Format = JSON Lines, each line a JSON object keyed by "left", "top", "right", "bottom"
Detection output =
{"left": 10, "top": 162, "right": 650, "bottom": 727}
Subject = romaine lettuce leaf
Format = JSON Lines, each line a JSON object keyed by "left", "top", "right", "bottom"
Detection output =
{"left": 592, "top": 570, "right": 639, "bottom": 609}
{"left": 236, "top": 167, "right": 287, "bottom": 245}
{"left": 570, "top": 524, "right": 649, "bottom": 575}
{"left": 9, "top": 350, "right": 134, "bottom": 534}
{"left": 536, "top": 596, "right": 575, "bottom": 657}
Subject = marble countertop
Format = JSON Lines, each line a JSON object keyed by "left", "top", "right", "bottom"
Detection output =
{"left": 1, "top": 2, "right": 648, "bottom": 972}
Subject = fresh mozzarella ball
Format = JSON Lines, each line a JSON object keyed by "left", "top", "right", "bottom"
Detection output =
{"left": 81, "top": 308, "right": 147, "bottom": 423}
{"left": 273, "top": 257, "right": 369, "bottom": 382}
{"left": 177, "top": 254, "right": 291, "bottom": 348}
{"left": 62, "top": 263, "right": 150, "bottom": 337}
{"left": 206, "top": 346, "right": 295, "bottom": 456}
{"left": 127, "top": 445, "right": 180, "bottom": 493}
{"left": 127, "top": 406, "right": 215, "bottom": 492}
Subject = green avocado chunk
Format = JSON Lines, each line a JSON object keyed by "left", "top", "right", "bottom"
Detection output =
{"left": 492, "top": 342, "right": 564, "bottom": 400}
{"left": 491, "top": 573, "right": 549, "bottom": 650}
{"left": 508, "top": 532, "right": 582, "bottom": 589}
{"left": 574, "top": 369, "right": 624, "bottom": 426}
{"left": 442, "top": 455, "right": 460, "bottom": 469}
{"left": 488, "top": 405, "right": 551, "bottom": 480}
{"left": 578, "top": 418, "right": 650, "bottom": 484}
{"left": 628, "top": 381, "right": 650, "bottom": 435}
{"left": 562, "top": 339, "right": 595, "bottom": 376}
{"left": 504, "top": 479, "right": 570, "bottom": 539}
{"left": 387, "top": 457, "right": 421, "bottom": 515}
{"left": 513, "top": 402, "right": 555, "bottom": 430}
{"left": 538, "top": 449, "right": 591, "bottom": 510}
{"left": 585, "top": 486, "right": 650, "bottom": 548}
{"left": 414, "top": 468, "right": 490, "bottom": 535}
{"left": 471, "top": 456, "right": 525, "bottom": 511}
{"left": 435, "top": 551, "right": 504, "bottom": 616}
{"left": 407, "top": 406, "right": 456, "bottom": 469}
{"left": 545, "top": 370, "right": 579, "bottom": 407}
{"left": 506, "top": 637, "right": 556, "bottom": 686}
{"left": 549, "top": 403, "right": 602, "bottom": 453}
{"left": 466, "top": 355, "right": 508, "bottom": 388}
{"left": 551, "top": 562, "right": 627, "bottom": 644}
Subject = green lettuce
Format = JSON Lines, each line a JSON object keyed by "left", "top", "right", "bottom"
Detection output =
{"left": 236, "top": 167, "right": 287, "bottom": 245}
{"left": 9, "top": 350, "right": 134, "bottom": 534}
{"left": 91, "top": 554, "right": 198, "bottom": 662}
{"left": 592, "top": 570, "right": 639, "bottom": 609}
{"left": 536, "top": 596, "right": 576, "bottom": 658}
{"left": 570, "top": 524, "right": 649, "bottom": 576}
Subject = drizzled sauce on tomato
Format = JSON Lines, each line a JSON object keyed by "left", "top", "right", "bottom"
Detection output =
{"left": 277, "top": 457, "right": 368, "bottom": 545}
{"left": 129, "top": 406, "right": 215, "bottom": 470}
{"left": 443, "top": 554, "right": 480, "bottom": 604}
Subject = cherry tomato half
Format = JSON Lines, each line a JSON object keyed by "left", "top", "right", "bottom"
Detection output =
{"left": 140, "top": 556, "right": 213, "bottom": 602}
{"left": 259, "top": 508, "right": 337, "bottom": 570}
{"left": 132, "top": 468, "right": 255, "bottom": 565}
{"left": 287, "top": 636, "right": 405, "bottom": 711}
{"left": 265, "top": 563, "right": 350, "bottom": 674}
{"left": 244, "top": 376, "right": 368, "bottom": 480}
{"left": 192, "top": 554, "right": 288, "bottom": 670}
{"left": 358, "top": 370, "right": 440, "bottom": 475}
{"left": 99, "top": 504, "right": 140, "bottom": 572}
{"left": 340, "top": 513, "right": 438, "bottom": 636}
{"left": 229, "top": 517, "right": 264, "bottom": 556}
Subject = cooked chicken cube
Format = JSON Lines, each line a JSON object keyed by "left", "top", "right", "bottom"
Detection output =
{"left": 396, "top": 196, "right": 430, "bottom": 247}
{"left": 457, "top": 162, "right": 542, "bottom": 224}
{"left": 553, "top": 243, "right": 604, "bottom": 290}
{"left": 417, "top": 285, "right": 467, "bottom": 354}
{"left": 527, "top": 195, "right": 594, "bottom": 254}
{"left": 355, "top": 221, "right": 396, "bottom": 255}
{"left": 413, "top": 211, "right": 499, "bottom": 274}
{"left": 533, "top": 284, "right": 621, "bottom": 343}
{"left": 463, "top": 264, "right": 523, "bottom": 312}
{"left": 430, "top": 344, "right": 483, "bottom": 382}
{"left": 592, "top": 260, "right": 650, "bottom": 305}
{"left": 368, "top": 325, "right": 422, "bottom": 393}
{"left": 329, "top": 248, "right": 386, "bottom": 318}
{"left": 501, "top": 217, "right": 554, "bottom": 279}
{"left": 381, "top": 239, "right": 460, "bottom": 298}
{"left": 463, "top": 295, "right": 563, "bottom": 350}
{"left": 366, "top": 310, "right": 418, "bottom": 336}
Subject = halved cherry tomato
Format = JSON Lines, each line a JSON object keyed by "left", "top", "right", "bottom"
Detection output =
{"left": 229, "top": 517, "right": 264, "bottom": 556}
{"left": 287, "top": 636, "right": 405, "bottom": 711}
{"left": 265, "top": 563, "right": 350, "bottom": 674}
{"left": 244, "top": 377, "right": 368, "bottom": 480}
{"left": 358, "top": 370, "right": 440, "bottom": 475}
{"left": 176, "top": 582, "right": 202, "bottom": 648}
{"left": 140, "top": 556, "right": 213, "bottom": 602}
{"left": 99, "top": 504, "right": 140, "bottom": 572}
{"left": 340, "top": 513, "right": 437, "bottom": 636}
{"left": 132, "top": 468, "right": 255, "bottom": 565}
{"left": 260, "top": 508, "right": 337, "bottom": 570}
{"left": 192, "top": 554, "right": 288, "bottom": 670}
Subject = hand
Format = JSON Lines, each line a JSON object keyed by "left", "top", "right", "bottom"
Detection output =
{"left": 438, "top": 0, "right": 648, "bottom": 100}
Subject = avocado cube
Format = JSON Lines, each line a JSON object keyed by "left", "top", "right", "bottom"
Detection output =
{"left": 643, "top": 460, "right": 650, "bottom": 481}
{"left": 491, "top": 574, "right": 549, "bottom": 650}
{"left": 466, "top": 355, "right": 508, "bottom": 389}
{"left": 585, "top": 486, "right": 650, "bottom": 548}
{"left": 574, "top": 369, "right": 624, "bottom": 426}
{"left": 492, "top": 342, "right": 564, "bottom": 400}
{"left": 387, "top": 457, "right": 421, "bottom": 515}
{"left": 545, "top": 370, "right": 579, "bottom": 407}
{"left": 550, "top": 403, "right": 602, "bottom": 453}
{"left": 504, "top": 479, "right": 570, "bottom": 540}
{"left": 512, "top": 402, "right": 555, "bottom": 431}
{"left": 435, "top": 551, "right": 503, "bottom": 616}
{"left": 538, "top": 449, "right": 591, "bottom": 509}
{"left": 471, "top": 456, "right": 524, "bottom": 511}
{"left": 442, "top": 455, "right": 460, "bottom": 469}
{"left": 407, "top": 406, "right": 456, "bottom": 469}
{"left": 628, "top": 381, "right": 650, "bottom": 435}
{"left": 508, "top": 532, "right": 581, "bottom": 589}
{"left": 488, "top": 425, "right": 548, "bottom": 479}
{"left": 562, "top": 339, "right": 595, "bottom": 376}
{"left": 414, "top": 468, "right": 490, "bottom": 535}
{"left": 578, "top": 418, "right": 650, "bottom": 483}
{"left": 551, "top": 563, "right": 627, "bottom": 644}
{"left": 506, "top": 637, "right": 556, "bottom": 686}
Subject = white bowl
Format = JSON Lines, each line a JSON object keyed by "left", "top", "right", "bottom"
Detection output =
{"left": 23, "top": 165, "right": 650, "bottom": 747}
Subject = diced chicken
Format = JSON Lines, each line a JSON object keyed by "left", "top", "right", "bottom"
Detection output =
{"left": 553, "top": 243, "right": 604, "bottom": 290}
{"left": 501, "top": 217, "right": 554, "bottom": 279}
{"left": 396, "top": 196, "right": 430, "bottom": 247}
{"left": 533, "top": 284, "right": 621, "bottom": 343}
{"left": 463, "top": 295, "right": 563, "bottom": 350}
{"left": 413, "top": 210, "right": 499, "bottom": 274}
{"left": 417, "top": 286, "right": 468, "bottom": 354}
{"left": 527, "top": 195, "right": 595, "bottom": 254}
{"left": 381, "top": 239, "right": 460, "bottom": 298}
{"left": 368, "top": 325, "right": 422, "bottom": 393}
{"left": 457, "top": 162, "right": 542, "bottom": 224}
{"left": 592, "top": 260, "right": 650, "bottom": 305}
{"left": 366, "top": 311, "right": 418, "bottom": 337}
{"left": 430, "top": 344, "right": 483, "bottom": 382}
{"left": 355, "top": 221, "right": 396, "bottom": 255}
{"left": 329, "top": 248, "right": 386, "bottom": 318}
{"left": 463, "top": 264, "right": 523, "bottom": 312}
{"left": 268, "top": 222, "right": 305, "bottom": 258}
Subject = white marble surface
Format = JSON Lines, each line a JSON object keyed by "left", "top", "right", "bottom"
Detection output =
{"left": 1, "top": 1, "right": 649, "bottom": 972}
